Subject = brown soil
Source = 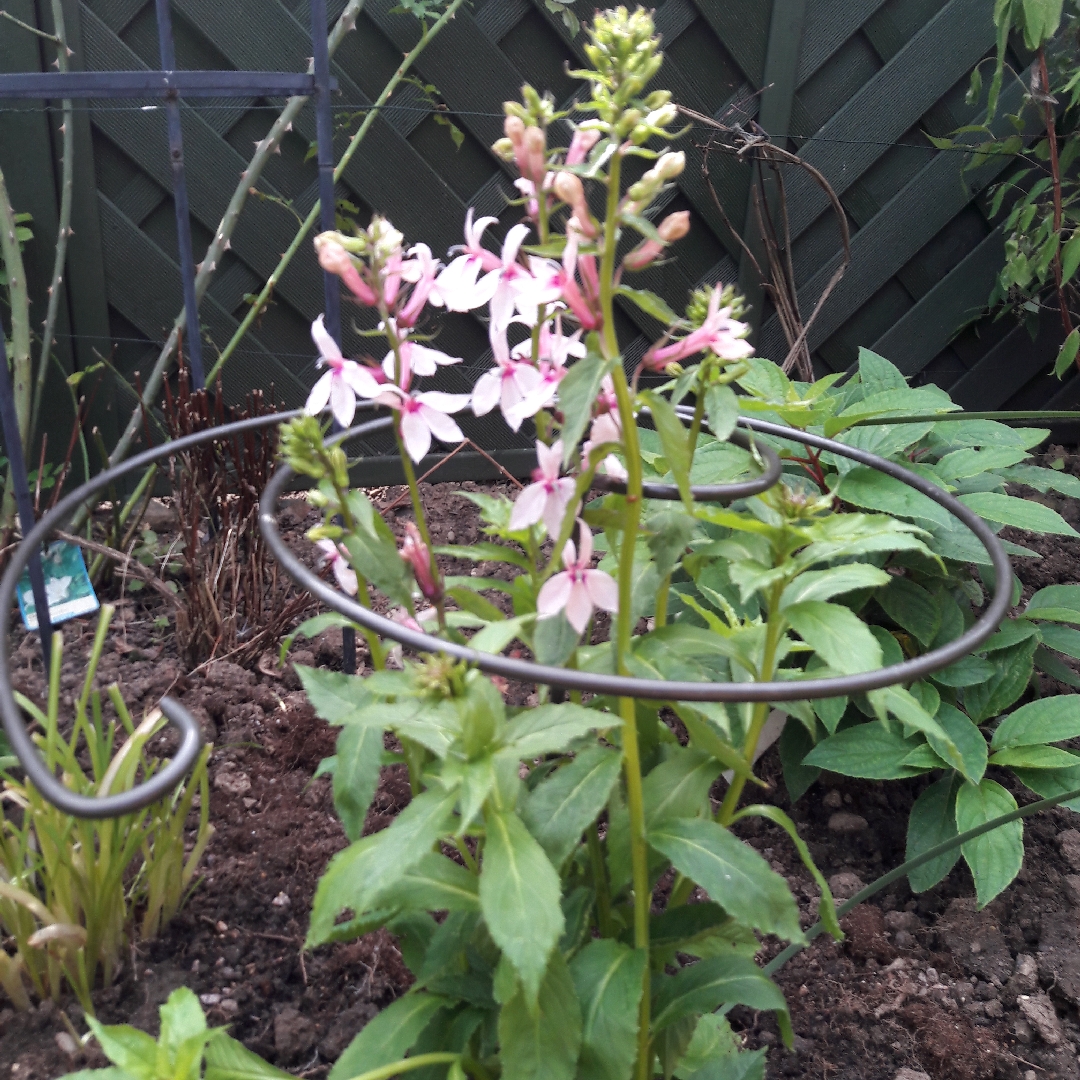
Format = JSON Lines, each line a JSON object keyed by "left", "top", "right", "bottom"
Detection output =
{"left": 2, "top": 460, "right": 1080, "bottom": 1080}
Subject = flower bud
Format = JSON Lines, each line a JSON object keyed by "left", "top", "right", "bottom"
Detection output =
{"left": 314, "top": 235, "right": 356, "bottom": 278}
{"left": 492, "top": 137, "right": 516, "bottom": 163}
{"left": 401, "top": 522, "right": 442, "bottom": 603}
{"left": 646, "top": 103, "right": 678, "bottom": 130}
{"left": 522, "top": 125, "right": 547, "bottom": 183}
{"left": 622, "top": 239, "right": 663, "bottom": 271}
{"left": 566, "top": 127, "right": 601, "bottom": 165}
{"left": 553, "top": 171, "right": 591, "bottom": 227}
{"left": 655, "top": 151, "right": 686, "bottom": 181}
{"left": 658, "top": 211, "right": 691, "bottom": 242}
{"left": 504, "top": 114, "right": 526, "bottom": 146}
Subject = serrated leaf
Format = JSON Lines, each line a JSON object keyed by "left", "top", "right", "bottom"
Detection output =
{"left": 649, "top": 818, "right": 804, "bottom": 944}
{"left": 991, "top": 695, "right": 1080, "bottom": 749}
{"left": 804, "top": 723, "right": 924, "bottom": 779}
{"left": 906, "top": 777, "right": 961, "bottom": 893}
{"left": 1040, "top": 624, "right": 1080, "bottom": 659}
{"left": 329, "top": 994, "right": 449, "bottom": 1080}
{"left": 376, "top": 852, "right": 480, "bottom": 912}
{"left": 956, "top": 779, "right": 1023, "bottom": 909}
{"left": 333, "top": 725, "right": 382, "bottom": 842}
{"left": 779, "top": 564, "right": 889, "bottom": 608}
{"left": 499, "top": 950, "right": 581, "bottom": 1080}
{"left": 616, "top": 285, "right": 681, "bottom": 324}
{"left": 435, "top": 542, "right": 530, "bottom": 568}
{"left": 650, "top": 955, "right": 788, "bottom": 1034}
{"left": 643, "top": 391, "right": 692, "bottom": 508}
{"left": 964, "top": 636, "right": 1038, "bottom": 724}
{"left": 705, "top": 384, "right": 739, "bottom": 442}
{"left": 520, "top": 746, "right": 622, "bottom": 869}
{"left": 570, "top": 939, "right": 646, "bottom": 1080}
{"left": 784, "top": 601, "right": 883, "bottom": 674}
{"left": 205, "top": 1034, "right": 295, "bottom": 1080}
{"left": 481, "top": 810, "right": 564, "bottom": 1003}
{"left": 959, "top": 492, "right": 1079, "bottom": 537}
{"left": 1055, "top": 328, "right": 1080, "bottom": 377}
{"left": 989, "top": 745, "right": 1080, "bottom": 769}
{"left": 1026, "top": 584, "right": 1080, "bottom": 624}
{"left": 643, "top": 747, "right": 723, "bottom": 829}
{"left": 308, "top": 788, "right": 458, "bottom": 947}
{"left": 84, "top": 1019, "right": 157, "bottom": 1080}
{"left": 503, "top": 703, "right": 614, "bottom": 758}
{"left": 295, "top": 665, "right": 376, "bottom": 724}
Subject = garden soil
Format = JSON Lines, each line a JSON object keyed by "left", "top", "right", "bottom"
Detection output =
{"left": 3, "top": 454, "right": 1080, "bottom": 1080}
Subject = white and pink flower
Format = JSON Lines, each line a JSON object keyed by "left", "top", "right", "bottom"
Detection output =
{"left": 377, "top": 384, "right": 470, "bottom": 463}
{"left": 315, "top": 538, "right": 358, "bottom": 596}
{"left": 471, "top": 322, "right": 544, "bottom": 432}
{"left": 305, "top": 315, "right": 382, "bottom": 428}
{"left": 537, "top": 521, "right": 618, "bottom": 634}
{"left": 433, "top": 210, "right": 502, "bottom": 312}
{"left": 642, "top": 284, "right": 753, "bottom": 371}
{"left": 509, "top": 440, "right": 577, "bottom": 536}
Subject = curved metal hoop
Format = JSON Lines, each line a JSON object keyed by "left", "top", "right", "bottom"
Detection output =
{"left": 260, "top": 413, "right": 1013, "bottom": 703}
{"left": 592, "top": 425, "right": 783, "bottom": 502}
{"left": 0, "top": 406, "right": 320, "bottom": 818}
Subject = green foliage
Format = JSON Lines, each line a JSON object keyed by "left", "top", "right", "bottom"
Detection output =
{"left": 0, "top": 607, "right": 212, "bottom": 1012}
{"left": 58, "top": 987, "right": 291, "bottom": 1080}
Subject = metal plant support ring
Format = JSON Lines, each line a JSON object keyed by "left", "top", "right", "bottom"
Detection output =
{"left": 592, "top": 425, "right": 782, "bottom": 502}
{"left": 0, "top": 409, "right": 301, "bottom": 818}
{"left": 259, "top": 412, "right": 1013, "bottom": 703}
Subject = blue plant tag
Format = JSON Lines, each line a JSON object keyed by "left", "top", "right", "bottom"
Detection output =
{"left": 16, "top": 540, "right": 99, "bottom": 631}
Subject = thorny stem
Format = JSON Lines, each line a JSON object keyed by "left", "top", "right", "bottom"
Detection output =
{"left": 717, "top": 581, "right": 786, "bottom": 826}
{"left": 1037, "top": 48, "right": 1074, "bottom": 344}
{"left": 0, "top": 9, "right": 59, "bottom": 41}
{"left": 30, "top": 0, "right": 74, "bottom": 447}
{"left": 600, "top": 149, "right": 652, "bottom": 1080}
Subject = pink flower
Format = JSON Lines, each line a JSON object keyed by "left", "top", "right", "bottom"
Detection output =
{"left": 305, "top": 316, "right": 382, "bottom": 427}
{"left": 509, "top": 441, "right": 577, "bottom": 536}
{"left": 434, "top": 210, "right": 502, "bottom": 312}
{"left": 472, "top": 322, "right": 543, "bottom": 432}
{"left": 315, "top": 539, "right": 358, "bottom": 596}
{"left": 504, "top": 318, "right": 583, "bottom": 426}
{"left": 400, "top": 522, "right": 441, "bottom": 602}
{"left": 488, "top": 223, "right": 561, "bottom": 332}
{"left": 378, "top": 385, "right": 470, "bottom": 463}
{"left": 556, "top": 228, "right": 603, "bottom": 331}
{"left": 566, "top": 127, "right": 601, "bottom": 166}
{"left": 397, "top": 243, "right": 444, "bottom": 327}
{"left": 381, "top": 332, "right": 462, "bottom": 386}
{"left": 315, "top": 236, "right": 377, "bottom": 306}
{"left": 642, "top": 284, "right": 754, "bottom": 371}
{"left": 582, "top": 410, "right": 627, "bottom": 481}
{"left": 536, "top": 522, "right": 618, "bottom": 634}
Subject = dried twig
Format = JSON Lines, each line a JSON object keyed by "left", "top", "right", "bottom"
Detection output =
{"left": 54, "top": 530, "right": 180, "bottom": 606}
{"left": 679, "top": 104, "right": 851, "bottom": 379}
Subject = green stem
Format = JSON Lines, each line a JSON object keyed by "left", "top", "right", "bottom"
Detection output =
{"left": 343, "top": 1052, "right": 461, "bottom": 1080}
{"left": 686, "top": 386, "right": 706, "bottom": 460}
{"left": 654, "top": 574, "right": 670, "bottom": 629}
{"left": 0, "top": 9, "right": 59, "bottom": 40}
{"left": 30, "top": 0, "right": 73, "bottom": 447}
{"left": 599, "top": 149, "right": 653, "bottom": 1080}
{"left": 717, "top": 583, "right": 784, "bottom": 826}
{"left": 765, "top": 781, "right": 1080, "bottom": 978}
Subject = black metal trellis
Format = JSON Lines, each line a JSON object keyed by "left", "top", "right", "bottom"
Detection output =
{"left": 0, "top": 1, "right": 356, "bottom": 673}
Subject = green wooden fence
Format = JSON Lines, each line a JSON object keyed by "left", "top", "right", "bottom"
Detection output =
{"left": 0, "top": 0, "right": 1073, "bottom": 475}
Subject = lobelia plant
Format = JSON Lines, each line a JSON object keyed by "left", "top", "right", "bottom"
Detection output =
{"left": 273, "top": 8, "right": 1080, "bottom": 1080}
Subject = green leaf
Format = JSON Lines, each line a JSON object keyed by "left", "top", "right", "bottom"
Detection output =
{"left": 996, "top": 464, "right": 1080, "bottom": 498}
{"left": 876, "top": 577, "right": 940, "bottom": 646}
{"left": 570, "top": 940, "right": 647, "bottom": 1080}
{"left": 499, "top": 950, "right": 582, "bottom": 1080}
{"left": 503, "top": 703, "right": 614, "bottom": 758}
{"left": 342, "top": 527, "right": 414, "bottom": 607}
{"left": 651, "top": 955, "right": 788, "bottom": 1034}
{"left": 481, "top": 810, "right": 564, "bottom": 1003}
{"left": 84, "top": 1019, "right": 157, "bottom": 1080}
{"left": 329, "top": 994, "right": 449, "bottom": 1080}
{"left": 647, "top": 512, "right": 698, "bottom": 580}
{"left": 1054, "top": 328, "right": 1080, "bottom": 377}
{"left": 1026, "top": 584, "right": 1080, "bottom": 623}
{"left": 955, "top": 779, "right": 1023, "bottom": 909}
{"left": 643, "top": 391, "right": 693, "bottom": 508}
{"left": 682, "top": 1049, "right": 767, "bottom": 1080}
{"left": 778, "top": 718, "right": 820, "bottom": 802}
{"left": 649, "top": 818, "right": 804, "bottom": 944}
{"left": 959, "top": 492, "right": 1079, "bottom": 537}
{"left": 989, "top": 745, "right": 1080, "bottom": 769}
{"left": 616, "top": 286, "right": 681, "bottom": 325}
{"left": 803, "top": 723, "right": 924, "bottom": 780}
{"left": 991, "top": 695, "right": 1080, "bottom": 748}
{"left": 784, "top": 601, "right": 883, "bottom": 674}
{"left": 933, "top": 702, "right": 988, "bottom": 785}
{"left": 333, "top": 725, "right": 382, "bottom": 842}
{"left": 906, "top": 777, "right": 961, "bottom": 893}
{"left": 1040, "top": 624, "right": 1080, "bottom": 659}
{"left": 964, "top": 637, "right": 1038, "bottom": 724}
{"left": 54, "top": 1071, "right": 130, "bottom": 1080}
{"left": 376, "top": 853, "right": 480, "bottom": 912}
{"left": 308, "top": 788, "right": 458, "bottom": 947}
{"left": 705, "top": 384, "right": 739, "bottom": 443}
{"left": 857, "top": 348, "right": 908, "bottom": 394}
{"left": 436, "top": 542, "right": 530, "bottom": 569}
{"left": 779, "top": 564, "right": 889, "bottom": 608}
{"left": 296, "top": 666, "right": 374, "bottom": 724}
{"left": 281, "top": 612, "right": 359, "bottom": 661}
{"left": 560, "top": 354, "right": 610, "bottom": 466}
{"left": 644, "top": 747, "right": 723, "bottom": 829}
{"left": 1009, "top": 763, "right": 1080, "bottom": 811}
{"left": 159, "top": 987, "right": 207, "bottom": 1050}
{"left": 865, "top": 686, "right": 964, "bottom": 775}
{"left": 471, "top": 614, "right": 533, "bottom": 655}
{"left": 836, "top": 468, "right": 952, "bottom": 529}
{"left": 205, "top": 1035, "right": 294, "bottom": 1080}
{"left": 520, "top": 746, "right": 622, "bottom": 869}
{"left": 533, "top": 612, "right": 581, "bottom": 665}
{"left": 1062, "top": 233, "right": 1080, "bottom": 286}
{"left": 934, "top": 446, "right": 1029, "bottom": 480}
{"left": 930, "top": 654, "right": 996, "bottom": 688}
